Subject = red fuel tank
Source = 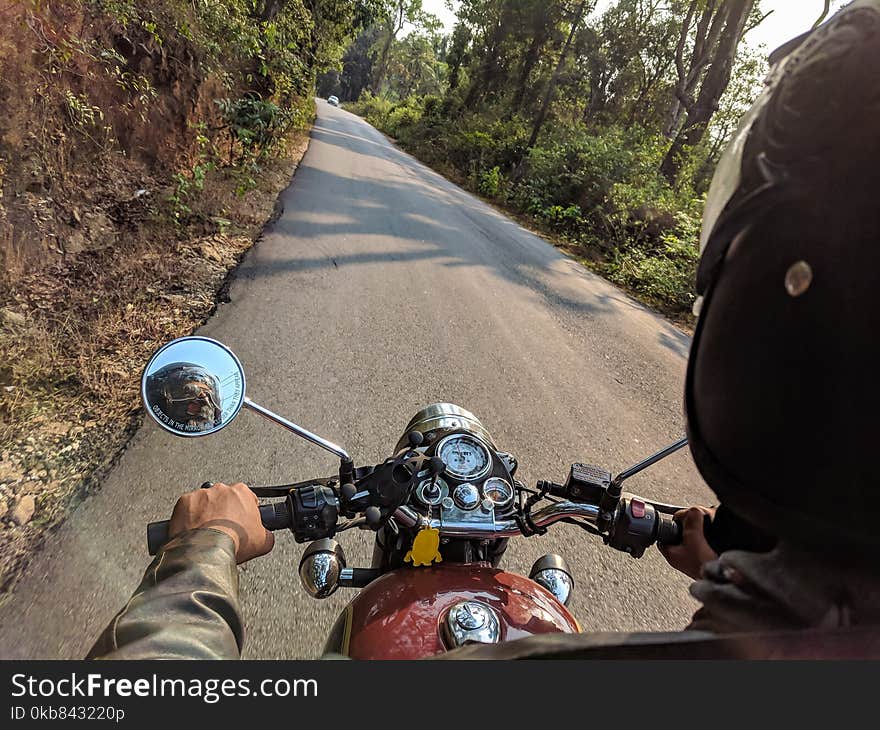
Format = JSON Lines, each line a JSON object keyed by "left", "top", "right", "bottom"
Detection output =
{"left": 325, "top": 564, "right": 580, "bottom": 659}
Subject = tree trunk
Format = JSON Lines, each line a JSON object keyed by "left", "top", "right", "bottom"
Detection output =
{"left": 372, "top": 2, "right": 406, "bottom": 93}
{"left": 661, "top": 0, "right": 754, "bottom": 182}
{"left": 463, "top": 1, "right": 514, "bottom": 108}
{"left": 446, "top": 24, "right": 471, "bottom": 92}
{"left": 663, "top": 0, "right": 727, "bottom": 138}
{"left": 372, "top": 20, "right": 396, "bottom": 91}
{"left": 523, "top": 0, "right": 589, "bottom": 154}
{"left": 509, "top": 26, "right": 548, "bottom": 114}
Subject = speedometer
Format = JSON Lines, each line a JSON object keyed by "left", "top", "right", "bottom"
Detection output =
{"left": 437, "top": 434, "right": 491, "bottom": 480}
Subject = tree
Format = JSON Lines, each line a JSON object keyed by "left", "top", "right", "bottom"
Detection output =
{"left": 508, "top": 1, "right": 564, "bottom": 113}
{"left": 383, "top": 33, "right": 446, "bottom": 98}
{"left": 335, "top": 25, "right": 383, "bottom": 100}
{"left": 578, "top": 0, "right": 679, "bottom": 127}
{"left": 522, "top": 0, "right": 594, "bottom": 153}
{"left": 371, "top": 1, "right": 438, "bottom": 92}
{"left": 445, "top": 22, "right": 473, "bottom": 92}
{"left": 459, "top": 0, "right": 520, "bottom": 108}
{"left": 660, "top": 0, "right": 762, "bottom": 181}
{"left": 691, "top": 43, "right": 762, "bottom": 189}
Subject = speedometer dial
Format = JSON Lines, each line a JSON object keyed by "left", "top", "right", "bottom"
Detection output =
{"left": 437, "top": 434, "right": 491, "bottom": 480}
{"left": 483, "top": 478, "right": 514, "bottom": 509}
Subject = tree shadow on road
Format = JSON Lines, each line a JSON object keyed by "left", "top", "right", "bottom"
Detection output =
{"left": 240, "top": 112, "right": 690, "bottom": 348}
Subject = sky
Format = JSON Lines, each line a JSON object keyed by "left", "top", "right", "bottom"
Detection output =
{"left": 420, "top": 1, "right": 848, "bottom": 55}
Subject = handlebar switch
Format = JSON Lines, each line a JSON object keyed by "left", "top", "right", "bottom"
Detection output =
{"left": 606, "top": 496, "right": 657, "bottom": 558}
{"left": 565, "top": 464, "right": 611, "bottom": 503}
{"left": 291, "top": 485, "right": 340, "bottom": 543}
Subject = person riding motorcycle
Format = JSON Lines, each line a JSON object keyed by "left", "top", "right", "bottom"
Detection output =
{"left": 88, "top": 0, "right": 880, "bottom": 660}
{"left": 144, "top": 362, "right": 223, "bottom": 433}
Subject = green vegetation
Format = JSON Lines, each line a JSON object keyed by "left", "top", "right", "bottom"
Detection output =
{"left": 330, "top": 0, "right": 798, "bottom": 319}
{"left": 3, "top": 1, "right": 384, "bottom": 257}
{"left": 84, "top": 0, "right": 379, "bottom": 188}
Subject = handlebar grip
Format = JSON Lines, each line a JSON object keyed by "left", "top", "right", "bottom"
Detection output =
{"left": 656, "top": 514, "right": 682, "bottom": 546}
{"left": 258, "top": 500, "right": 292, "bottom": 531}
{"left": 146, "top": 501, "right": 292, "bottom": 555}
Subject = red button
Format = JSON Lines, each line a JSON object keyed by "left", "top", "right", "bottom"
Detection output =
{"left": 631, "top": 499, "right": 646, "bottom": 519}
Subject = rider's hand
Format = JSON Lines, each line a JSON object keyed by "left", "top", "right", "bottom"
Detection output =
{"left": 169, "top": 482, "right": 275, "bottom": 564}
{"left": 659, "top": 506, "right": 718, "bottom": 581}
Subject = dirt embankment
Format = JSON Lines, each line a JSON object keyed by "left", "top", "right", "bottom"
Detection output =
{"left": 0, "top": 2, "right": 312, "bottom": 597}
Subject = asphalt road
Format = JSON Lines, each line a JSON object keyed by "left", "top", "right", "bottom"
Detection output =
{"left": 0, "top": 101, "right": 712, "bottom": 659}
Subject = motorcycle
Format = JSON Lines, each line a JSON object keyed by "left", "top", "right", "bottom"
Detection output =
{"left": 142, "top": 335, "right": 690, "bottom": 659}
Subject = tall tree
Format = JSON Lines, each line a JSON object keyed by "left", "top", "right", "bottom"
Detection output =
{"left": 371, "top": 1, "right": 438, "bottom": 92}
{"left": 460, "top": 0, "right": 519, "bottom": 108}
{"left": 383, "top": 32, "right": 446, "bottom": 98}
{"left": 336, "top": 24, "right": 384, "bottom": 100}
{"left": 445, "top": 22, "right": 473, "bottom": 92}
{"left": 509, "top": 1, "right": 564, "bottom": 113}
{"left": 579, "top": 0, "right": 678, "bottom": 126}
{"left": 522, "top": 0, "right": 593, "bottom": 153}
{"left": 660, "top": 0, "right": 760, "bottom": 181}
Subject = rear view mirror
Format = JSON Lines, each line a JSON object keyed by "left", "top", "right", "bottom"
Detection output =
{"left": 141, "top": 336, "right": 245, "bottom": 437}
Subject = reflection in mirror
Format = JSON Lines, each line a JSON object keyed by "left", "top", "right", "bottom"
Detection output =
{"left": 141, "top": 337, "right": 246, "bottom": 437}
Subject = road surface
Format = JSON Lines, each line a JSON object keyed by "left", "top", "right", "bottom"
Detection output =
{"left": 0, "top": 101, "right": 711, "bottom": 659}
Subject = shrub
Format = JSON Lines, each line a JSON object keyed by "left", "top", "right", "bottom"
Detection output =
{"left": 422, "top": 94, "right": 442, "bottom": 117}
{"left": 539, "top": 204, "right": 586, "bottom": 234}
{"left": 604, "top": 212, "right": 700, "bottom": 312}
{"left": 386, "top": 98, "right": 423, "bottom": 138}
{"left": 348, "top": 91, "right": 395, "bottom": 128}
{"left": 477, "top": 166, "right": 503, "bottom": 197}
{"left": 215, "top": 96, "right": 287, "bottom": 161}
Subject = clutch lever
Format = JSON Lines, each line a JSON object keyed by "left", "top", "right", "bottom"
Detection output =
{"left": 199, "top": 480, "right": 309, "bottom": 499}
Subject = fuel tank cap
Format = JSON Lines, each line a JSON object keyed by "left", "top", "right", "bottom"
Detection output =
{"left": 441, "top": 601, "right": 501, "bottom": 648}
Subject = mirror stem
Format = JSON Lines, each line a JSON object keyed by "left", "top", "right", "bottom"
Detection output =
{"left": 243, "top": 398, "right": 352, "bottom": 462}
{"left": 612, "top": 437, "right": 689, "bottom": 489}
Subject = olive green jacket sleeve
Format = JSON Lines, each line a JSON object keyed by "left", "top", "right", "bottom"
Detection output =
{"left": 87, "top": 528, "right": 243, "bottom": 660}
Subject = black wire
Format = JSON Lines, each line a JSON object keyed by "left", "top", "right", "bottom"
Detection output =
{"left": 336, "top": 517, "right": 366, "bottom": 532}
{"left": 513, "top": 486, "right": 533, "bottom": 536}
{"left": 524, "top": 481, "right": 550, "bottom": 514}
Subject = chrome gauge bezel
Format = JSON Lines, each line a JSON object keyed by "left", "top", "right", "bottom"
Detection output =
{"left": 436, "top": 433, "right": 493, "bottom": 481}
{"left": 482, "top": 477, "right": 514, "bottom": 509}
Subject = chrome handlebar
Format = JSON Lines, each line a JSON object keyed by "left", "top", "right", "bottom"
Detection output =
{"left": 393, "top": 500, "right": 601, "bottom": 539}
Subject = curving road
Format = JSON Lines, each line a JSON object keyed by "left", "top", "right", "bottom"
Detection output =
{"left": 0, "top": 100, "right": 711, "bottom": 659}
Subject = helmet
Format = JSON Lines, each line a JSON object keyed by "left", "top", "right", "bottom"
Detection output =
{"left": 685, "top": 0, "right": 880, "bottom": 552}
{"left": 144, "top": 362, "right": 223, "bottom": 431}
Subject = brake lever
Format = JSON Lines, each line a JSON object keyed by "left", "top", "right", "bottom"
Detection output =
{"left": 648, "top": 495, "right": 687, "bottom": 515}
{"left": 250, "top": 478, "right": 337, "bottom": 498}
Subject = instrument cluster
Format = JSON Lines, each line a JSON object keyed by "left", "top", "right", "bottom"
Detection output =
{"left": 412, "top": 432, "right": 516, "bottom": 519}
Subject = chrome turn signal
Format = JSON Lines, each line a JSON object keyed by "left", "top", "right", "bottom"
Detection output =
{"left": 529, "top": 553, "right": 574, "bottom": 606}
{"left": 299, "top": 539, "right": 346, "bottom": 599}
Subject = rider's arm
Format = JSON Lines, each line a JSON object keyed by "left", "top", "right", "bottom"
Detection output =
{"left": 87, "top": 483, "right": 274, "bottom": 660}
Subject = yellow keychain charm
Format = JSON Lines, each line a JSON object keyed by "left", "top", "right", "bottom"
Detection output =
{"left": 405, "top": 527, "right": 443, "bottom": 567}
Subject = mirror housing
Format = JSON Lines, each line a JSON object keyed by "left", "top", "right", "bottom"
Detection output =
{"left": 141, "top": 336, "right": 246, "bottom": 437}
